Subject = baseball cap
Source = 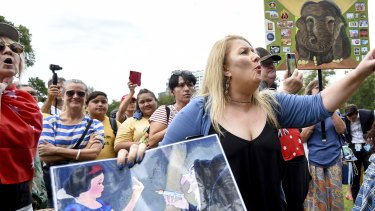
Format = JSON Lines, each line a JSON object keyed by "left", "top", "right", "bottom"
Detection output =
{"left": 121, "top": 94, "right": 136, "bottom": 102}
{"left": 0, "top": 22, "right": 19, "bottom": 41}
{"left": 345, "top": 104, "right": 358, "bottom": 116}
{"left": 255, "top": 47, "right": 281, "bottom": 62}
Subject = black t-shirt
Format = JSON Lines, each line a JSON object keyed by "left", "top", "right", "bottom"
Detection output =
{"left": 209, "top": 122, "right": 285, "bottom": 210}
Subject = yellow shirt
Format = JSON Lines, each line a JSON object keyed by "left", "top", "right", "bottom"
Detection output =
{"left": 114, "top": 117, "right": 149, "bottom": 148}
{"left": 96, "top": 116, "right": 120, "bottom": 160}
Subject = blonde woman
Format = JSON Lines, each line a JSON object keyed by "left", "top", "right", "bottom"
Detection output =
{"left": 119, "top": 35, "right": 375, "bottom": 210}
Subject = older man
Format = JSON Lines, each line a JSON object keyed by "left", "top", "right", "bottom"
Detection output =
{"left": 256, "top": 47, "right": 307, "bottom": 211}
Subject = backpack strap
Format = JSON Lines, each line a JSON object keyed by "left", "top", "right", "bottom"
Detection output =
{"left": 109, "top": 117, "right": 118, "bottom": 136}
{"left": 165, "top": 105, "right": 171, "bottom": 125}
{"left": 72, "top": 119, "right": 93, "bottom": 149}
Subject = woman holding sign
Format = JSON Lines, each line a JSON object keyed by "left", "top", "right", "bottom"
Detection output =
{"left": 119, "top": 35, "right": 375, "bottom": 210}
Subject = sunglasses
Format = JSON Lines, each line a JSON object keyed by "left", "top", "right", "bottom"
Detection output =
{"left": 65, "top": 90, "right": 86, "bottom": 98}
{"left": 172, "top": 70, "right": 193, "bottom": 76}
{"left": 0, "top": 42, "right": 24, "bottom": 54}
{"left": 261, "top": 60, "right": 277, "bottom": 68}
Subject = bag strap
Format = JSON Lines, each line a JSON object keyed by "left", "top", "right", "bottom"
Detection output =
{"left": 165, "top": 105, "right": 171, "bottom": 125}
{"left": 72, "top": 119, "right": 93, "bottom": 149}
{"left": 109, "top": 117, "right": 118, "bottom": 136}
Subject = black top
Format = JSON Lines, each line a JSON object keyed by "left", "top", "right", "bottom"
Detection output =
{"left": 209, "top": 122, "right": 284, "bottom": 210}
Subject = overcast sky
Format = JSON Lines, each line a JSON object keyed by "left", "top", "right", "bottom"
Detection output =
{"left": 3, "top": 0, "right": 375, "bottom": 101}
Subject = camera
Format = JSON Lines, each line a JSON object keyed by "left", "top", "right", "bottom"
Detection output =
{"left": 49, "top": 64, "right": 62, "bottom": 71}
{"left": 49, "top": 64, "right": 63, "bottom": 85}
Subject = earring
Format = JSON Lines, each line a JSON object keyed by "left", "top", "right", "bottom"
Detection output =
{"left": 224, "top": 76, "right": 231, "bottom": 95}
{"left": 15, "top": 73, "right": 20, "bottom": 78}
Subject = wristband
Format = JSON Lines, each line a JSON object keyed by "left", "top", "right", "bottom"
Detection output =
{"left": 76, "top": 149, "right": 81, "bottom": 160}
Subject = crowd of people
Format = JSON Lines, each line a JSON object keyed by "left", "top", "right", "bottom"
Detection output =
{"left": 1, "top": 22, "right": 375, "bottom": 211}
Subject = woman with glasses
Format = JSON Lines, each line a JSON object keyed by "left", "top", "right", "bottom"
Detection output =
{"left": 301, "top": 80, "right": 346, "bottom": 210}
{"left": 148, "top": 70, "right": 197, "bottom": 148}
{"left": 114, "top": 88, "right": 158, "bottom": 168}
{"left": 0, "top": 23, "right": 43, "bottom": 210}
{"left": 86, "top": 91, "right": 120, "bottom": 160}
{"left": 38, "top": 79, "right": 104, "bottom": 207}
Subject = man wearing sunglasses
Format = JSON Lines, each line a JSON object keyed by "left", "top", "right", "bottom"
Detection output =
{"left": 256, "top": 47, "right": 308, "bottom": 211}
{"left": 344, "top": 104, "right": 374, "bottom": 201}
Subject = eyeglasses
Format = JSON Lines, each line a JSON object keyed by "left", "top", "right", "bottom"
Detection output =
{"left": 0, "top": 42, "right": 24, "bottom": 54}
{"left": 172, "top": 70, "right": 193, "bottom": 76}
{"left": 65, "top": 90, "right": 86, "bottom": 98}
{"left": 260, "top": 60, "right": 277, "bottom": 68}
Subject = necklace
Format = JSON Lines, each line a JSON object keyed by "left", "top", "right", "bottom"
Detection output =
{"left": 173, "top": 104, "right": 181, "bottom": 112}
{"left": 228, "top": 97, "right": 252, "bottom": 104}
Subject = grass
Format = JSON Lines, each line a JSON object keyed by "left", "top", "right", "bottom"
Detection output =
{"left": 343, "top": 184, "right": 354, "bottom": 211}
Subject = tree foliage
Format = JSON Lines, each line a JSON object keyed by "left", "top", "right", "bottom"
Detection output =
{"left": 108, "top": 100, "right": 120, "bottom": 117}
{"left": 0, "top": 16, "right": 35, "bottom": 67}
{"left": 298, "top": 69, "right": 336, "bottom": 95}
{"left": 28, "top": 77, "right": 47, "bottom": 102}
{"left": 347, "top": 73, "right": 375, "bottom": 110}
{"left": 158, "top": 92, "right": 174, "bottom": 106}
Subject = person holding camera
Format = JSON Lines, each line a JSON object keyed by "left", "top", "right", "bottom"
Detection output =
{"left": 0, "top": 22, "right": 43, "bottom": 210}
{"left": 41, "top": 77, "right": 66, "bottom": 115}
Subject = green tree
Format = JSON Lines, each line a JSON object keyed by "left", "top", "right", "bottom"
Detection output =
{"left": 346, "top": 74, "right": 375, "bottom": 110}
{"left": 298, "top": 69, "right": 336, "bottom": 95}
{"left": 0, "top": 16, "right": 35, "bottom": 67}
{"left": 28, "top": 77, "right": 47, "bottom": 102}
{"left": 158, "top": 92, "right": 174, "bottom": 105}
{"left": 108, "top": 100, "right": 120, "bottom": 117}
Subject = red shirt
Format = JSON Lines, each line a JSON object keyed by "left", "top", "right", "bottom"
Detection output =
{"left": 0, "top": 84, "right": 42, "bottom": 184}
{"left": 279, "top": 128, "right": 305, "bottom": 161}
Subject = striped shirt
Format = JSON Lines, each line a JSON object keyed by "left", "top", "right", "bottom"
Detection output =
{"left": 353, "top": 154, "right": 375, "bottom": 211}
{"left": 39, "top": 115, "right": 104, "bottom": 149}
{"left": 149, "top": 105, "right": 178, "bottom": 125}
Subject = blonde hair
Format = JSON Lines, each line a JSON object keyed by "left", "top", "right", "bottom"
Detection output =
{"left": 200, "top": 35, "right": 279, "bottom": 134}
{"left": 61, "top": 79, "right": 88, "bottom": 113}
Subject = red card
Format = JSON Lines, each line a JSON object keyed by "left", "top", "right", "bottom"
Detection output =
{"left": 129, "top": 71, "right": 141, "bottom": 86}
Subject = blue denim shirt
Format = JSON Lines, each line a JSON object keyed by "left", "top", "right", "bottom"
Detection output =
{"left": 161, "top": 92, "right": 332, "bottom": 145}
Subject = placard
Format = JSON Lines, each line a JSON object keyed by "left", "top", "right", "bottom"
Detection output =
{"left": 50, "top": 135, "right": 246, "bottom": 210}
{"left": 263, "top": 0, "right": 370, "bottom": 70}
